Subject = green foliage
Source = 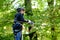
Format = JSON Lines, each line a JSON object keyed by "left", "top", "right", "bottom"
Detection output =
{"left": 0, "top": 33, "right": 14, "bottom": 40}
{"left": 0, "top": 0, "right": 60, "bottom": 40}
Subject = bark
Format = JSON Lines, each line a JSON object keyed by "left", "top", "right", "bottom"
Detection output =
{"left": 47, "top": 0, "right": 57, "bottom": 40}
{"left": 25, "top": 0, "right": 33, "bottom": 16}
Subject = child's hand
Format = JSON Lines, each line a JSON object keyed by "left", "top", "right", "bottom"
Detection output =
{"left": 28, "top": 20, "right": 34, "bottom": 25}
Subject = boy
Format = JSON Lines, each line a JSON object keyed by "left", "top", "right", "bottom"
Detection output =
{"left": 13, "top": 8, "right": 32, "bottom": 40}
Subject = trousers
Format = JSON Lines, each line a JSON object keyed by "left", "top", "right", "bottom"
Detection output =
{"left": 14, "top": 31, "right": 22, "bottom": 40}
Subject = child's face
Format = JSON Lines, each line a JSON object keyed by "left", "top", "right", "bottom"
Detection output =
{"left": 20, "top": 10, "right": 25, "bottom": 14}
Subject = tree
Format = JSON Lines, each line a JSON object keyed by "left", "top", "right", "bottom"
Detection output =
{"left": 25, "top": 0, "right": 33, "bottom": 16}
{"left": 47, "top": 0, "right": 57, "bottom": 40}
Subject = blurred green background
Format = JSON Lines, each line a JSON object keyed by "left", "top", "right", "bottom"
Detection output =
{"left": 0, "top": 0, "right": 60, "bottom": 40}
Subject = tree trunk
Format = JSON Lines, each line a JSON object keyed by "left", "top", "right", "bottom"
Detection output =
{"left": 47, "top": 0, "right": 57, "bottom": 40}
{"left": 25, "top": 0, "right": 33, "bottom": 16}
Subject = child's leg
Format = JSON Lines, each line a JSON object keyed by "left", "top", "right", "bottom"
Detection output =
{"left": 15, "top": 31, "right": 22, "bottom": 40}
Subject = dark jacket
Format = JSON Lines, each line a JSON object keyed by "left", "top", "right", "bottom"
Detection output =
{"left": 13, "top": 12, "right": 28, "bottom": 31}
{"left": 14, "top": 13, "right": 27, "bottom": 23}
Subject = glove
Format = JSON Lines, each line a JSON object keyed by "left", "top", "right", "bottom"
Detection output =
{"left": 28, "top": 20, "right": 34, "bottom": 25}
